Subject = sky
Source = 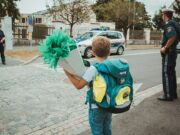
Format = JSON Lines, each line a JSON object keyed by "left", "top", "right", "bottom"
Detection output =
{"left": 17, "top": 0, "right": 174, "bottom": 17}
{"left": 137, "top": 0, "right": 174, "bottom": 16}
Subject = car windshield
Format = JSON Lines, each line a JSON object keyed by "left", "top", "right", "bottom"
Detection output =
{"left": 75, "top": 31, "right": 98, "bottom": 42}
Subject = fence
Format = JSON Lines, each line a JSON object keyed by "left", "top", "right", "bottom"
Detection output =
{"left": 13, "top": 24, "right": 55, "bottom": 45}
{"left": 12, "top": 23, "right": 163, "bottom": 46}
{"left": 128, "top": 30, "right": 162, "bottom": 45}
{"left": 130, "top": 30, "right": 144, "bottom": 39}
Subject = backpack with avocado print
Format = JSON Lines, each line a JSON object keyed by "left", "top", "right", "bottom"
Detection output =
{"left": 86, "top": 59, "right": 133, "bottom": 113}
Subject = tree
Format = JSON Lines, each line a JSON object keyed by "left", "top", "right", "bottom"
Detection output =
{"left": 96, "top": 0, "right": 111, "bottom": 5}
{"left": 152, "top": 6, "right": 166, "bottom": 31}
{"left": 0, "top": 0, "right": 20, "bottom": 22}
{"left": 93, "top": 0, "right": 150, "bottom": 38}
{"left": 47, "top": 0, "right": 91, "bottom": 37}
{"left": 92, "top": 0, "right": 112, "bottom": 21}
{"left": 173, "top": 0, "right": 180, "bottom": 24}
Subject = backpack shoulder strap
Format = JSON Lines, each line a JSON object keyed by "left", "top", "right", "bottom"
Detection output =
{"left": 88, "top": 62, "right": 101, "bottom": 88}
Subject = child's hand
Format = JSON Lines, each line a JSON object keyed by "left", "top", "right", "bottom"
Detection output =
{"left": 63, "top": 69, "right": 73, "bottom": 76}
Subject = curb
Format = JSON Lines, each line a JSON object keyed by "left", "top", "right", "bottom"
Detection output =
{"left": 133, "top": 77, "right": 180, "bottom": 107}
{"left": 22, "top": 55, "right": 41, "bottom": 65}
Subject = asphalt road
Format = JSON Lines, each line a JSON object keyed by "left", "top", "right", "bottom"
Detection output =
{"left": 31, "top": 48, "right": 180, "bottom": 92}
{"left": 87, "top": 49, "right": 180, "bottom": 92}
{"left": 1, "top": 48, "right": 179, "bottom": 135}
{"left": 32, "top": 49, "right": 180, "bottom": 92}
{"left": 115, "top": 49, "right": 180, "bottom": 91}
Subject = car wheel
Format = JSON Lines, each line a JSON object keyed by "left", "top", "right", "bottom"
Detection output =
{"left": 84, "top": 47, "right": 93, "bottom": 58}
{"left": 117, "top": 46, "right": 124, "bottom": 55}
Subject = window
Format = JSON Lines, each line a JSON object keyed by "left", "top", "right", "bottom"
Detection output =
{"left": 118, "top": 33, "right": 122, "bottom": 39}
{"left": 107, "top": 32, "right": 119, "bottom": 39}
{"left": 22, "top": 18, "right": 26, "bottom": 23}
{"left": 35, "top": 18, "right": 42, "bottom": 23}
{"left": 76, "top": 31, "right": 98, "bottom": 42}
{"left": 98, "top": 32, "right": 108, "bottom": 38}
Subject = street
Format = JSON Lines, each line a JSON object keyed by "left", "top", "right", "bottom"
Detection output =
{"left": 0, "top": 49, "right": 180, "bottom": 135}
{"left": 88, "top": 49, "right": 180, "bottom": 91}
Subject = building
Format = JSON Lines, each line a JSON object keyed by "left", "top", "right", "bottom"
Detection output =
{"left": 0, "top": 1, "right": 115, "bottom": 45}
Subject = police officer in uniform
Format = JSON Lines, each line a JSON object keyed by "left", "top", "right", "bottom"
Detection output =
{"left": 0, "top": 29, "right": 6, "bottom": 65}
{"left": 158, "top": 8, "right": 179, "bottom": 101}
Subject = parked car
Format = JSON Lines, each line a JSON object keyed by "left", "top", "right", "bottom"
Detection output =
{"left": 75, "top": 30, "right": 126, "bottom": 58}
{"left": 177, "top": 42, "right": 180, "bottom": 53}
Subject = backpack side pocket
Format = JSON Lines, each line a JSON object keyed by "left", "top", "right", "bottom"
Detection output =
{"left": 93, "top": 74, "right": 107, "bottom": 103}
{"left": 111, "top": 85, "right": 132, "bottom": 113}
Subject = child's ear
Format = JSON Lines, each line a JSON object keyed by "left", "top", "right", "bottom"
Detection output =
{"left": 92, "top": 51, "right": 96, "bottom": 57}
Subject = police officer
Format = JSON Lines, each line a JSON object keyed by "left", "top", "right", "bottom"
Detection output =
{"left": 158, "top": 8, "right": 179, "bottom": 101}
{"left": 0, "top": 29, "right": 6, "bottom": 65}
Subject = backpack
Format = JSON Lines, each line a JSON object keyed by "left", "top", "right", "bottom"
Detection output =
{"left": 86, "top": 59, "right": 133, "bottom": 114}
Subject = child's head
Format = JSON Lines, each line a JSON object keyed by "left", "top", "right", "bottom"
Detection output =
{"left": 92, "top": 36, "right": 111, "bottom": 58}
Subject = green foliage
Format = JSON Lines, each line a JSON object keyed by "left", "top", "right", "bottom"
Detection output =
{"left": 0, "top": 0, "right": 20, "bottom": 21}
{"left": 47, "top": 0, "right": 90, "bottom": 37}
{"left": 96, "top": 0, "right": 111, "bottom": 5}
{"left": 92, "top": 3, "right": 109, "bottom": 21}
{"left": 93, "top": 0, "right": 151, "bottom": 37}
{"left": 152, "top": 6, "right": 165, "bottom": 31}
{"left": 173, "top": 0, "right": 180, "bottom": 24}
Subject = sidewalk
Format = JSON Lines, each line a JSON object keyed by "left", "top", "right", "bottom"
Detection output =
{"left": 79, "top": 84, "right": 180, "bottom": 135}
{"left": 4, "top": 45, "right": 160, "bottom": 64}
{"left": 1, "top": 50, "right": 180, "bottom": 135}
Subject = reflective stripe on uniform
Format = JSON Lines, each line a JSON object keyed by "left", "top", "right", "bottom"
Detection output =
{"left": 164, "top": 54, "right": 170, "bottom": 98}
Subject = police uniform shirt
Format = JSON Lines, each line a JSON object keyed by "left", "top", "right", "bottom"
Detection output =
{"left": 162, "top": 20, "right": 178, "bottom": 50}
{"left": 0, "top": 30, "right": 5, "bottom": 45}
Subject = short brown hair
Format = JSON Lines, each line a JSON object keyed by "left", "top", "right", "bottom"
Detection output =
{"left": 162, "top": 12, "right": 173, "bottom": 19}
{"left": 92, "top": 36, "right": 111, "bottom": 58}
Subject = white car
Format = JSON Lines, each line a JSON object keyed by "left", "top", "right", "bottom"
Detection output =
{"left": 177, "top": 42, "right": 180, "bottom": 53}
{"left": 76, "top": 30, "right": 126, "bottom": 58}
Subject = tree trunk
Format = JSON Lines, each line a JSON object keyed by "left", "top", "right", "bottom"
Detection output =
{"left": 70, "top": 24, "right": 73, "bottom": 38}
{"left": 123, "top": 27, "right": 128, "bottom": 40}
{"left": 115, "top": 22, "right": 128, "bottom": 39}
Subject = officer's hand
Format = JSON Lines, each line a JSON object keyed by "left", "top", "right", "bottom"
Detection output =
{"left": 160, "top": 47, "right": 167, "bottom": 54}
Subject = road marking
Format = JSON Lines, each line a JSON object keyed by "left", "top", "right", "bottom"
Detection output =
{"left": 123, "top": 51, "right": 159, "bottom": 56}
{"left": 86, "top": 51, "right": 159, "bottom": 62}
{"left": 133, "top": 83, "right": 143, "bottom": 94}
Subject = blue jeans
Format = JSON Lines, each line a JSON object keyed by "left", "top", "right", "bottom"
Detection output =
{"left": 89, "top": 108, "right": 112, "bottom": 135}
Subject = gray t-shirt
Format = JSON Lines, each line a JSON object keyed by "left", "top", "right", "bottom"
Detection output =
{"left": 82, "top": 65, "right": 99, "bottom": 109}
{"left": 82, "top": 65, "right": 98, "bottom": 83}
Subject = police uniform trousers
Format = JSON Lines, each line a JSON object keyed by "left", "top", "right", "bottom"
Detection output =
{"left": 162, "top": 50, "right": 177, "bottom": 99}
{"left": 0, "top": 44, "right": 5, "bottom": 63}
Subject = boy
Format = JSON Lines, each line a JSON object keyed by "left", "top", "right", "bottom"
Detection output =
{"left": 64, "top": 36, "right": 112, "bottom": 135}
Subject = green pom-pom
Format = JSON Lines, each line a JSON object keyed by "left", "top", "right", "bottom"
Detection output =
{"left": 38, "top": 30, "right": 77, "bottom": 68}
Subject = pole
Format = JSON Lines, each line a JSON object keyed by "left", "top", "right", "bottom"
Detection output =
{"left": 133, "top": 0, "right": 136, "bottom": 31}
{"left": 129, "top": 0, "right": 130, "bottom": 13}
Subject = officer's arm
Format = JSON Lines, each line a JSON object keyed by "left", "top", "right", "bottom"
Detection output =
{"left": 64, "top": 69, "right": 87, "bottom": 90}
{"left": 164, "top": 36, "right": 176, "bottom": 49}
{"left": 161, "top": 36, "right": 176, "bottom": 54}
{"left": 0, "top": 37, "right": 5, "bottom": 43}
{"left": 1, "top": 37, "right": 5, "bottom": 41}
{"left": 0, "top": 32, "right": 5, "bottom": 43}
